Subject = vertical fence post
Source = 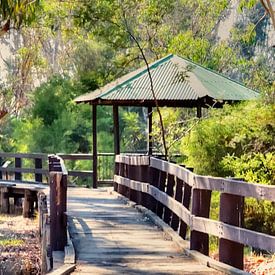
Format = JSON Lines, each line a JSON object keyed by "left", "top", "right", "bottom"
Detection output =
{"left": 35, "top": 158, "right": 43, "bottom": 182}
{"left": 49, "top": 156, "right": 67, "bottom": 251}
{"left": 171, "top": 177, "right": 183, "bottom": 231}
{"left": 148, "top": 165, "right": 158, "bottom": 213}
{"left": 163, "top": 174, "right": 175, "bottom": 225}
{"left": 0, "top": 187, "right": 9, "bottom": 213}
{"left": 15, "top": 157, "right": 22, "bottom": 181}
{"left": 114, "top": 160, "right": 119, "bottom": 192}
{"left": 179, "top": 181, "right": 192, "bottom": 239}
{"left": 219, "top": 193, "right": 244, "bottom": 269}
{"left": 0, "top": 157, "right": 2, "bottom": 179}
{"left": 156, "top": 170, "right": 166, "bottom": 219}
{"left": 190, "top": 188, "right": 212, "bottom": 255}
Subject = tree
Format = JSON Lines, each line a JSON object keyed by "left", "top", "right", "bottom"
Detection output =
{"left": 0, "top": 0, "right": 41, "bottom": 36}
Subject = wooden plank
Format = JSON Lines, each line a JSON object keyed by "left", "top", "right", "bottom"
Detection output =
{"left": 150, "top": 157, "right": 195, "bottom": 187}
{"left": 67, "top": 187, "right": 219, "bottom": 275}
{"left": 0, "top": 167, "right": 49, "bottom": 175}
{"left": 35, "top": 158, "right": 43, "bottom": 182}
{"left": 0, "top": 187, "right": 9, "bottom": 213}
{"left": 68, "top": 170, "right": 93, "bottom": 177}
{"left": 114, "top": 175, "right": 191, "bottom": 226}
{"left": 190, "top": 189, "right": 211, "bottom": 256}
{"left": 57, "top": 154, "right": 93, "bottom": 160}
{"left": 115, "top": 155, "right": 150, "bottom": 166}
{"left": 50, "top": 172, "right": 67, "bottom": 250}
{"left": 0, "top": 179, "right": 47, "bottom": 186}
{"left": 219, "top": 193, "right": 244, "bottom": 269}
{"left": 179, "top": 181, "right": 192, "bottom": 239}
{"left": 171, "top": 177, "right": 183, "bottom": 231}
{"left": 195, "top": 176, "right": 275, "bottom": 201}
{"left": 192, "top": 217, "right": 275, "bottom": 252}
{"left": 0, "top": 152, "right": 47, "bottom": 159}
{"left": 163, "top": 174, "right": 175, "bottom": 225}
{"left": 15, "top": 157, "right": 22, "bottom": 181}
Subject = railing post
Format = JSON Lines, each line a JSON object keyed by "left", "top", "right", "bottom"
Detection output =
{"left": 163, "top": 174, "right": 175, "bottom": 225}
{"left": 179, "top": 181, "right": 192, "bottom": 239}
{"left": 171, "top": 177, "right": 183, "bottom": 231}
{"left": 148, "top": 165, "right": 158, "bottom": 213}
{"left": 0, "top": 157, "right": 2, "bottom": 179}
{"left": 0, "top": 187, "right": 9, "bottom": 213}
{"left": 35, "top": 157, "right": 43, "bottom": 182}
{"left": 190, "top": 188, "right": 212, "bottom": 255}
{"left": 49, "top": 156, "right": 67, "bottom": 251}
{"left": 156, "top": 170, "right": 166, "bottom": 219}
{"left": 114, "top": 161, "right": 119, "bottom": 192}
{"left": 15, "top": 157, "right": 22, "bottom": 181}
{"left": 219, "top": 193, "right": 244, "bottom": 269}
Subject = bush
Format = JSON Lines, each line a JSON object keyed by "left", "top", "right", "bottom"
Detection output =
{"left": 181, "top": 100, "right": 275, "bottom": 235}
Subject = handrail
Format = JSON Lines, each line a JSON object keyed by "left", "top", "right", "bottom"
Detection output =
{"left": 114, "top": 154, "right": 275, "bottom": 271}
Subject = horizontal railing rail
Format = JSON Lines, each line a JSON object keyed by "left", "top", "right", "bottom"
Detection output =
{"left": 0, "top": 152, "right": 48, "bottom": 183}
{"left": 0, "top": 152, "right": 115, "bottom": 185}
{"left": 114, "top": 154, "right": 275, "bottom": 271}
{"left": 58, "top": 152, "right": 115, "bottom": 185}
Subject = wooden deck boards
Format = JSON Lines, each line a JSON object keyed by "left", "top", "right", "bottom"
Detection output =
{"left": 67, "top": 188, "right": 221, "bottom": 275}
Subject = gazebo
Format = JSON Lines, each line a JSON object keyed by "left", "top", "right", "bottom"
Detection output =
{"left": 74, "top": 54, "right": 259, "bottom": 187}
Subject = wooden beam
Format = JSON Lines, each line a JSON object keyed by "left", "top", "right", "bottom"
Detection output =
{"left": 15, "top": 157, "right": 22, "bottom": 181}
{"left": 92, "top": 105, "right": 98, "bottom": 188}
{"left": 190, "top": 189, "right": 212, "bottom": 256}
{"left": 219, "top": 193, "right": 244, "bottom": 269}
{"left": 147, "top": 106, "right": 153, "bottom": 155}
{"left": 113, "top": 106, "right": 120, "bottom": 155}
{"left": 197, "top": 105, "right": 202, "bottom": 118}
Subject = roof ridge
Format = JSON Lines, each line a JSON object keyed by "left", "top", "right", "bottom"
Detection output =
{"left": 99, "top": 54, "right": 174, "bottom": 98}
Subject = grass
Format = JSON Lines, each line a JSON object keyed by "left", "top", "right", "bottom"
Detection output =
{"left": 0, "top": 237, "right": 24, "bottom": 247}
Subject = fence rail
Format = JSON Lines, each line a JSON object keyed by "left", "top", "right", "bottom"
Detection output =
{"left": 114, "top": 154, "right": 275, "bottom": 270}
{"left": 0, "top": 152, "right": 115, "bottom": 185}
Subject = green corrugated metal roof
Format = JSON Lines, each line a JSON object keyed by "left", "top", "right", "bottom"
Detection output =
{"left": 74, "top": 54, "right": 259, "bottom": 106}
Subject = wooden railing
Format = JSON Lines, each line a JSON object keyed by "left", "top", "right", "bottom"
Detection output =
{"left": 114, "top": 154, "right": 275, "bottom": 270}
{"left": 0, "top": 152, "right": 48, "bottom": 183}
{"left": 0, "top": 152, "right": 115, "bottom": 185}
{"left": 48, "top": 155, "right": 68, "bottom": 251}
{"left": 58, "top": 153, "right": 115, "bottom": 185}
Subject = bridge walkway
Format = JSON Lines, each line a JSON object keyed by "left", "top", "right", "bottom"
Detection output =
{"left": 67, "top": 187, "right": 221, "bottom": 275}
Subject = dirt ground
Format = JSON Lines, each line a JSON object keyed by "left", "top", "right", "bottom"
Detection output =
{"left": 0, "top": 214, "right": 41, "bottom": 275}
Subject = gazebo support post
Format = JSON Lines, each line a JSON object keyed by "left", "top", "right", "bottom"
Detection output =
{"left": 197, "top": 105, "right": 202, "bottom": 118}
{"left": 92, "top": 104, "right": 97, "bottom": 188}
{"left": 113, "top": 105, "right": 120, "bottom": 155}
{"left": 147, "top": 106, "right": 153, "bottom": 155}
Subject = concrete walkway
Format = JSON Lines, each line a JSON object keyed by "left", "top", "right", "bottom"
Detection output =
{"left": 67, "top": 187, "right": 221, "bottom": 274}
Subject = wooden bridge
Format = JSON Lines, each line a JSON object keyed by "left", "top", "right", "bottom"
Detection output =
{"left": 0, "top": 152, "right": 275, "bottom": 274}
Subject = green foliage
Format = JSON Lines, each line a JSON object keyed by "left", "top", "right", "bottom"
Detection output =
{"left": 0, "top": 0, "right": 41, "bottom": 30}
{"left": 121, "top": 110, "right": 147, "bottom": 152}
{"left": 181, "top": 100, "right": 275, "bottom": 235}
{"left": 245, "top": 199, "right": 275, "bottom": 235}
{"left": 181, "top": 101, "right": 275, "bottom": 176}
{"left": 222, "top": 153, "right": 275, "bottom": 185}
